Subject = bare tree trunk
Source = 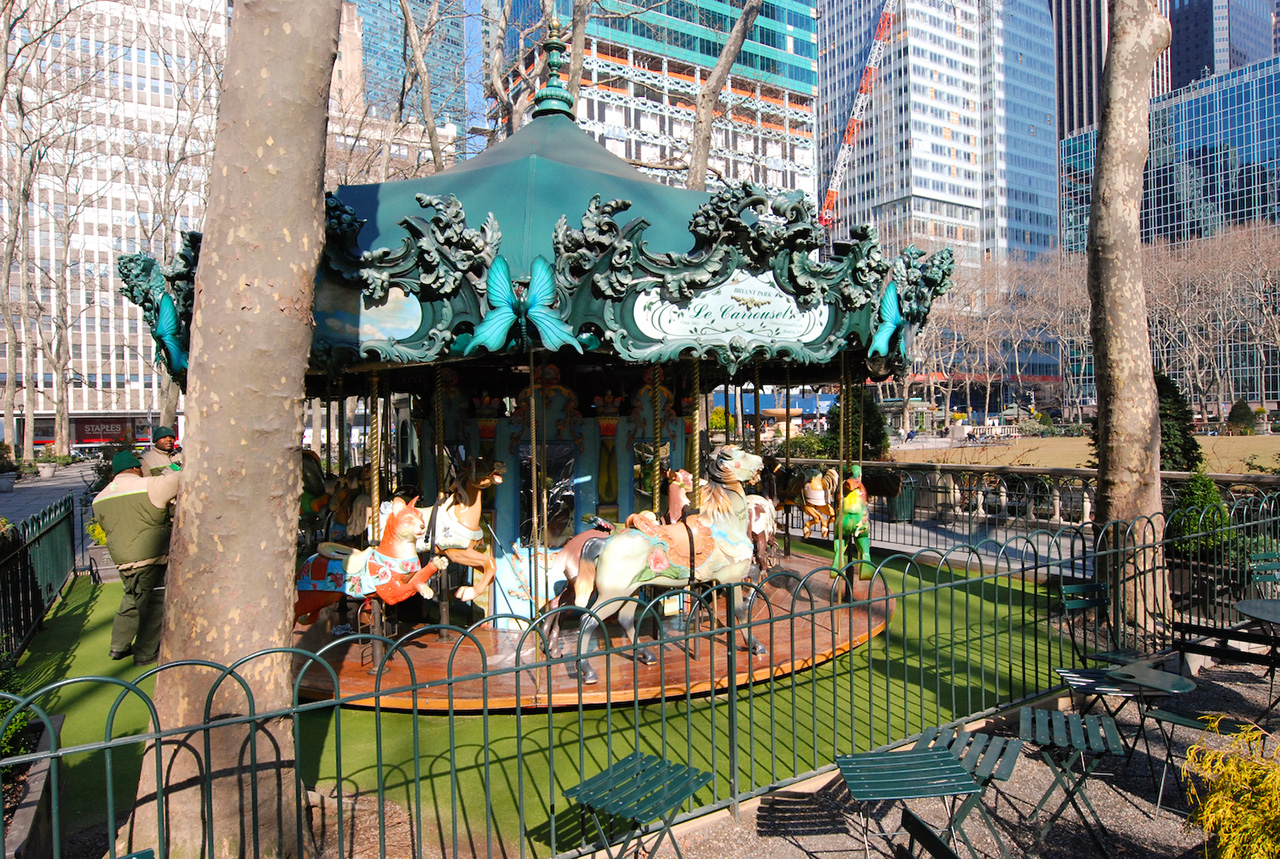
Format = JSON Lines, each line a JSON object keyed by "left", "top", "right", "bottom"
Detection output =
{"left": 1087, "top": 0, "right": 1170, "bottom": 623}
{"left": 399, "top": 0, "right": 446, "bottom": 172}
{"left": 686, "top": 0, "right": 761, "bottom": 191}
{"left": 119, "top": 2, "right": 343, "bottom": 857}
{"left": 159, "top": 375, "right": 181, "bottom": 428}
{"left": 566, "top": 0, "right": 588, "bottom": 104}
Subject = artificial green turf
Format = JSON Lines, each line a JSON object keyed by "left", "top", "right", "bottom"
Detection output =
{"left": 16, "top": 576, "right": 156, "bottom": 834}
{"left": 16, "top": 558, "right": 1061, "bottom": 854}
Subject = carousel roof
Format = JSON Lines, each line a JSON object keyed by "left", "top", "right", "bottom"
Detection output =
{"left": 116, "top": 26, "right": 957, "bottom": 393}
{"left": 334, "top": 113, "right": 713, "bottom": 279}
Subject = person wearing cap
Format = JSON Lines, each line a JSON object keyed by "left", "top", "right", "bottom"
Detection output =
{"left": 92, "top": 450, "right": 181, "bottom": 666}
{"left": 140, "top": 425, "right": 183, "bottom": 476}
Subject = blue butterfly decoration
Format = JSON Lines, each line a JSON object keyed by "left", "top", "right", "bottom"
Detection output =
{"left": 153, "top": 291, "right": 189, "bottom": 382}
{"left": 465, "top": 255, "right": 583, "bottom": 356}
{"left": 868, "top": 279, "right": 904, "bottom": 361}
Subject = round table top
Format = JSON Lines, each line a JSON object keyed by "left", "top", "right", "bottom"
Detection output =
{"left": 1106, "top": 662, "right": 1196, "bottom": 695}
{"left": 1234, "top": 599, "right": 1280, "bottom": 626}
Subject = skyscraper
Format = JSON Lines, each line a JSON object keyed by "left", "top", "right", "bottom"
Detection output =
{"left": 501, "top": 1, "right": 819, "bottom": 197}
{"left": 816, "top": 0, "right": 1058, "bottom": 263}
{"left": 1052, "top": 0, "right": 1172, "bottom": 141}
{"left": 351, "top": 0, "right": 470, "bottom": 128}
{"left": 1169, "top": 0, "right": 1272, "bottom": 90}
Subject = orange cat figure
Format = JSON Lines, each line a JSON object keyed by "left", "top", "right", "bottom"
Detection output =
{"left": 295, "top": 497, "right": 440, "bottom": 623}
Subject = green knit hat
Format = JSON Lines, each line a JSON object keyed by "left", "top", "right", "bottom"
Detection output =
{"left": 153, "top": 426, "right": 176, "bottom": 442}
{"left": 112, "top": 451, "right": 141, "bottom": 475}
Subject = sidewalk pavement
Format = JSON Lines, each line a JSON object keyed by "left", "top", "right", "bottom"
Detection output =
{"left": 0, "top": 461, "right": 98, "bottom": 571}
{"left": 0, "top": 461, "right": 97, "bottom": 525}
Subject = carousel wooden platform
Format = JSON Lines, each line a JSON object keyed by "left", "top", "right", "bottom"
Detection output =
{"left": 291, "top": 550, "right": 895, "bottom": 712}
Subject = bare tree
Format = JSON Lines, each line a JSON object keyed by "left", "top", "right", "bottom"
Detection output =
{"left": 686, "top": 0, "right": 761, "bottom": 191}
{"left": 1087, "top": 0, "right": 1169, "bottom": 523}
{"left": 399, "top": 0, "right": 447, "bottom": 171}
{"left": 0, "top": 0, "right": 104, "bottom": 459}
{"left": 117, "top": 2, "right": 344, "bottom": 856}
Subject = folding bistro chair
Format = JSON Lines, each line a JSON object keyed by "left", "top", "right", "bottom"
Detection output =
{"left": 1019, "top": 707, "right": 1124, "bottom": 851}
{"left": 893, "top": 807, "right": 963, "bottom": 859}
{"left": 563, "top": 750, "right": 711, "bottom": 859}
{"left": 1060, "top": 582, "right": 1145, "bottom": 666}
{"left": 910, "top": 726, "right": 1023, "bottom": 859}
{"left": 1141, "top": 707, "right": 1254, "bottom": 816}
{"left": 1054, "top": 582, "right": 1157, "bottom": 721}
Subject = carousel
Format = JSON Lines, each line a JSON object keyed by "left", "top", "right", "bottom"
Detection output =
{"left": 119, "top": 27, "right": 956, "bottom": 711}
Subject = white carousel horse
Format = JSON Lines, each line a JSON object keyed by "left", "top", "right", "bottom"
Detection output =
{"left": 572, "top": 445, "right": 768, "bottom": 684}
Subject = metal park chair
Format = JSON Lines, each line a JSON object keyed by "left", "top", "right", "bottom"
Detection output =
{"left": 1054, "top": 582, "right": 1156, "bottom": 722}
{"left": 563, "top": 750, "right": 711, "bottom": 859}
{"left": 1140, "top": 706, "right": 1255, "bottom": 817}
{"left": 893, "top": 807, "right": 962, "bottom": 859}
{"left": 1059, "top": 582, "right": 1145, "bottom": 667}
{"left": 1019, "top": 707, "right": 1124, "bottom": 851}
{"left": 909, "top": 726, "right": 1023, "bottom": 859}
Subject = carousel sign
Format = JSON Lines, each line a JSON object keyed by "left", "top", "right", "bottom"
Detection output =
{"left": 634, "top": 271, "right": 830, "bottom": 346}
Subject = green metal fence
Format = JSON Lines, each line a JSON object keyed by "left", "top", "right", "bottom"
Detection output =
{"left": 0, "top": 494, "right": 76, "bottom": 657}
{"left": 3, "top": 490, "right": 1278, "bottom": 859}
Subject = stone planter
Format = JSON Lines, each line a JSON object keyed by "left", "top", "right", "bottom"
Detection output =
{"left": 35, "top": 464, "right": 56, "bottom": 479}
{"left": 5, "top": 714, "right": 64, "bottom": 859}
{"left": 0, "top": 472, "right": 14, "bottom": 492}
{"left": 87, "top": 544, "right": 118, "bottom": 582}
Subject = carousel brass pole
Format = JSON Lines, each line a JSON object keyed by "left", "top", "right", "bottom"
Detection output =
{"left": 836, "top": 352, "right": 846, "bottom": 569}
{"left": 338, "top": 393, "right": 348, "bottom": 475}
{"left": 368, "top": 373, "right": 384, "bottom": 669}
{"left": 536, "top": 352, "right": 550, "bottom": 612}
{"left": 435, "top": 366, "right": 450, "bottom": 633}
{"left": 691, "top": 358, "right": 701, "bottom": 512}
{"left": 529, "top": 355, "right": 542, "bottom": 611}
{"left": 753, "top": 365, "right": 761, "bottom": 454}
{"left": 369, "top": 375, "right": 382, "bottom": 537}
{"left": 650, "top": 364, "right": 663, "bottom": 513}
{"left": 783, "top": 366, "right": 793, "bottom": 557}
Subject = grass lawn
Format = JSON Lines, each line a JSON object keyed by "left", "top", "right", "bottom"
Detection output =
{"left": 17, "top": 559, "right": 1059, "bottom": 855}
{"left": 890, "top": 433, "right": 1280, "bottom": 473}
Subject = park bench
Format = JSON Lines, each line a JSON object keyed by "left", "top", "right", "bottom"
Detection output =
{"left": 1172, "top": 552, "right": 1280, "bottom": 681}
{"left": 563, "top": 750, "right": 711, "bottom": 859}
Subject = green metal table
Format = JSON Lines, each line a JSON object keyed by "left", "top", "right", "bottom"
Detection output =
{"left": 836, "top": 746, "right": 981, "bottom": 858}
{"left": 1106, "top": 661, "right": 1196, "bottom": 763}
{"left": 563, "top": 751, "right": 711, "bottom": 859}
{"left": 1019, "top": 707, "right": 1124, "bottom": 851}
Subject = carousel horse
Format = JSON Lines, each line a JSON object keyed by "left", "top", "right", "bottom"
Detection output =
{"left": 801, "top": 468, "right": 841, "bottom": 539}
{"left": 295, "top": 496, "right": 439, "bottom": 623}
{"left": 540, "top": 469, "right": 693, "bottom": 659}
{"left": 573, "top": 445, "right": 768, "bottom": 684}
{"left": 415, "top": 456, "right": 506, "bottom": 602}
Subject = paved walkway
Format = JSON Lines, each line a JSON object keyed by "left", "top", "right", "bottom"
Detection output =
{"left": 0, "top": 462, "right": 98, "bottom": 574}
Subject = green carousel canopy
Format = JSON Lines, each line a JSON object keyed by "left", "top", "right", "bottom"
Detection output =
{"left": 118, "top": 28, "right": 955, "bottom": 389}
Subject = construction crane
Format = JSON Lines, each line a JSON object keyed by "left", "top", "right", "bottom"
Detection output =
{"left": 818, "top": 0, "right": 900, "bottom": 228}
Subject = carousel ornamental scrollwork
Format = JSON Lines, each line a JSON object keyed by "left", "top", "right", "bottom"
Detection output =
{"left": 117, "top": 230, "right": 200, "bottom": 392}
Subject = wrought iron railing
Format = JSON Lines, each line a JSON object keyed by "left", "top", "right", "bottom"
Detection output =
{"left": 0, "top": 495, "right": 76, "bottom": 656}
{"left": 2, "top": 491, "right": 1277, "bottom": 859}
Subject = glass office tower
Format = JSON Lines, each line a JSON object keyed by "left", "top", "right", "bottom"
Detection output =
{"left": 500, "top": 1, "right": 819, "bottom": 196}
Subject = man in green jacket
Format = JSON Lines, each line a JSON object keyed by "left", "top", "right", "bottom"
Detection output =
{"left": 140, "top": 425, "right": 183, "bottom": 476}
{"left": 92, "top": 450, "right": 181, "bottom": 666}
